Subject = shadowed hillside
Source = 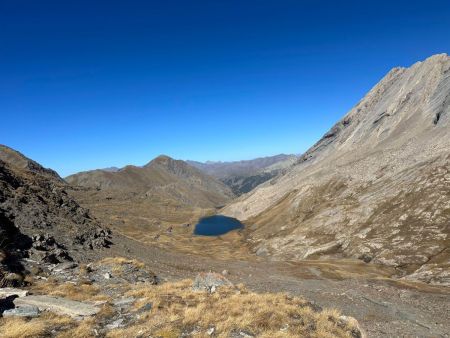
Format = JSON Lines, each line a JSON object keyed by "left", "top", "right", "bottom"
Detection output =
{"left": 0, "top": 145, "right": 111, "bottom": 286}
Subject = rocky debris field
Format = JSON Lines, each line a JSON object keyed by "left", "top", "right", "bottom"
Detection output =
{"left": 100, "top": 233, "right": 450, "bottom": 338}
{"left": 0, "top": 257, "right": 364, "bottom": 338}
{"left": 0, "top": 258, "right": 160, "bottom": 336}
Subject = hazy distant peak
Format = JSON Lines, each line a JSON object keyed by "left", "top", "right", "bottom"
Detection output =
{"left": 101, "top": 166, "right": 120, "bottom": 172}
{"left": 188, "top": 154, "right": 298, "bottom": 180}
{"left": 154, "top": 154, "right": 173, "bottom": 161}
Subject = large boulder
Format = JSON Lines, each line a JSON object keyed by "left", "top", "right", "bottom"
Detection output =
{"left": 192, "top": 272, "right": 233, "bottom": 293}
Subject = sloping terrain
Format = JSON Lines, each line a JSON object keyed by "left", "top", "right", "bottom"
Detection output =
{"left": 66, "top": 156, "right": 235, "bottom": 251}
{"left": 0, "top": 145, "right": 63, "bottom": 183}
{"left": 188, "top": 154, "right": 297, "bottom": 195}
{"left": 0, "top": 148, "right": 367, "bottom": 337}
{"left": 67, "top": 155, "right": 234, "bottom": 208}
{"left": 0, "top": 145, "right": 111, "bottom": 283}
{"left": 223, "top": 54, "right": 450, "bottom": 285}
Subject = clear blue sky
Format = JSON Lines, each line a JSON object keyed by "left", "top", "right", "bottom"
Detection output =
{"left": 1, "top": 1, "right": 449, "bottom": 176}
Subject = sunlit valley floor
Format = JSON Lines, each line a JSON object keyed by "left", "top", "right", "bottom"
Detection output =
{"left": 65, "top": 184, "right": 450, "bottom": 337}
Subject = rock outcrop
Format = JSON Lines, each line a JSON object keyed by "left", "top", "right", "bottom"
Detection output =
{"left": 0, "top": 145, "right": 111, "bottom": 279}
{"left": 192, "top": 272, "right": 233, "bottom": 293}
{"left": 223, "top": 54, "right": 450, "bottom": 285}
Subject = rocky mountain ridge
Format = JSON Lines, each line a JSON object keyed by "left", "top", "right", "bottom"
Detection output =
{"left": 0, "top": 145, "right": 111, "bottom": 286}
{"left": 187, "top": 154, "right": 297, "bottom": 179}
{"left": 66, "top": 155, "right": 234, "bottom": 208}
{"left": 223, "top": 53, "right": 450, "bottom": 285}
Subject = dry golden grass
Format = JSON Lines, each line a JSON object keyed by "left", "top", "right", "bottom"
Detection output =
{"left": 0, "top": 301, "right": 112, "bottom": 338}
{"left": 0, "top": 317, "right": 49, "bottom": 338}
{"left": 0, "top": 312, "right": 73, "bottom": 338}
{"left": 3, "top": 257, "right": 360, "bottom": 337}
{"left": 71, "top": 187, "right": 253, "bottom": 261}
{"left": 32, "top": 278, "right": 108, "bottom": 302}
{"left": 55, "top": 318, "right": 96, "bottom": 338}
{"left": 0, "top": 277, "right": 358, "bottom": 338}
{"left": 77, "top": 264, "right": 90, "bottom": 278}
{"left": 97, "top": 256, "right": 147, "bottom": 277}
{"left": 99, "top": 257, "right": 145, "bottom": 269}
{"left": 106, "top": 279, "right": 357, "bottom": 338}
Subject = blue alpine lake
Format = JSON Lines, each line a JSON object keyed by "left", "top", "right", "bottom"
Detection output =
{"left": 194, "top": 215, "right": 244, "bottom": 236}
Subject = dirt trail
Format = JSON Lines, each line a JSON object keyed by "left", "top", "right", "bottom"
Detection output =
{"left": 104, "top": 233, "right": 450, "bottom": 338}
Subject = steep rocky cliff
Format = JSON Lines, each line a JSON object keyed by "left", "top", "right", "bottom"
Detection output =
{"left": 223, "top": 54, "right": 450, "bottom": 285}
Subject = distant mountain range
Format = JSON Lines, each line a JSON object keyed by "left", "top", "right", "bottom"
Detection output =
{"left": 66, "top": 153, "right": 297, "bottom": 199}
{"left": 66, "top": 155, "right": 234, "bottom": 208}
{"left": 187, "top": 154, "right": 297, "bottom": 179}
{"left": 188, "top": 154, "right": 298, "bottom": 195}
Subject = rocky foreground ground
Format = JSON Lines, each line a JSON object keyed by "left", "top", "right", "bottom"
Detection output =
{"left": 0, "top": 255, "right": 363, "bottom": 338}
{"left": 106, "top": 234, "right": 450, "bottom": 338}
{"left": 2, "top": 230, "right": 448, "bottom": 337}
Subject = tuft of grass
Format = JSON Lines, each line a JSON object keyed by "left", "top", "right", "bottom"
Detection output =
{"left": 32, "top": 278, "right": 105, "bottom": 302}
{"left": 0, "top": 317, "right": 48, "bottom": 338}
{"left": 0, "top": 312, "right": 73, "bottom": 338}
{"left": 97, "top": 256, "right": 146, "bottom": 277}
{"left": 77, "top": 263, "right": 90, "bottom": 278}
{"left": 55, "top": 318, "right": 96, "bottom": 338}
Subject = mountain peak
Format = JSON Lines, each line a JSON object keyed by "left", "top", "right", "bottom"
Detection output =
{"left": 222, "top": 54, "right": 450, "bottom": 285}
{"left": 146, "top": 155, "right": 183, "bottom": 168}
{"left": 424, "top": 52, "right": 449, "bottom": 62}
{"left": 154, "top": 154, "right": 172, "bottom": 161}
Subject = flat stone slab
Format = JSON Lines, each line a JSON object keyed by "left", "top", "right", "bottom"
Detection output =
{"left": 14, "top": 295, "right": 100, "bottom": 317}
{"left": 3, "top": 305, "right": 40, "bottom": 318}
{"left": 0, "top": 288, "right": 29, "bottom": 298}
